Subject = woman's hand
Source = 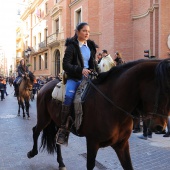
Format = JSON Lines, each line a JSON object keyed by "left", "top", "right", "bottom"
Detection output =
{"left": 82, "top": 68, "right": 91, "bottom": 77}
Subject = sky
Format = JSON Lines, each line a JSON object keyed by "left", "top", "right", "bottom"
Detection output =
{"left": 0, "top": 0, "right": 16, "bottom": 45}
{"left": 0, "top": 0, "right": 19, "bottom": 74}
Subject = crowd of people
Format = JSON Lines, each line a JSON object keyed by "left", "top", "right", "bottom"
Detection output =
{"left": 96, "top": 50, "right": 125, "bottom": 73}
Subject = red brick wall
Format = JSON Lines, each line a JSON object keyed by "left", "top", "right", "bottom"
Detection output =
{"left": 132, "top": 0, "right": 151, "bottom": 60}
{"left": 159, "top": 0, "right": 170, "bottom": 58}
{"left": 113, "top": 0, "right": 133, "bottom": 61}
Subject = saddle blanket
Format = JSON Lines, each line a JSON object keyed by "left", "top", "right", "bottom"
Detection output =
{"left": 52, "top": 78, "right": 90, "bottom": 130}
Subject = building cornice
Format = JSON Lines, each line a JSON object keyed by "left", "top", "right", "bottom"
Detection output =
{"left": 20, "top": 0, "right": 44, "bottom": 20}
{"left": 50, "top": 5, "right": 63, "bottom": 17}
{"left": 132, "top": 3, "right": 159, "bottom": 20}
{"left": 69, "top": 0, "right": 83, "bottom": 8}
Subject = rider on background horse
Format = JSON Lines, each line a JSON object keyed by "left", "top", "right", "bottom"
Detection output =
{"left": 13, "top": 59, "right": 29, "bottom": 96}
{"left": 56, "top": 22, "right": 99, "bottom": 145}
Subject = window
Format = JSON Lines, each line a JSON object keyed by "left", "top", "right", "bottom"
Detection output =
{"left": 44, "top": 53, "right": 48, "bottom": 69}
{"left": 34, "top": 15, "right": 36, "bottom": 25}
{"left": 26, "top": 22, "right": 28, "bottom": 30}
{"left": 56, "top": 19, "right": 59, "bottom": 33}
{"left": 44, "top": 28, "right": 48, "bottom": 40}
{"left": 45, "top": 2, "right": 48, "bottom": 15}
{"left": 34, "top": 57, "right": 36, "bottom": 70}
{"left": 38, "top": 33, "right": 41, "bottom": 43}
{"left": 33, "top": 36, "right": 36, "bottom": 46}
{"left": 39, "top": 55, "right": 41, "bottom": 70}
{"left": 75, "top": 9, "right": 81, "bottom": 26}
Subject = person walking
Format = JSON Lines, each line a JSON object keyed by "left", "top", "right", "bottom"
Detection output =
{"left": 3, "top": 78, "right": 8, "bottom": 97}
{"left": 99, "top": 50, "right": 115, "bottom": 72}
{"left": 56, "top": 22, "right": 99, "bottom": 145}
{"left": 0, "top": 76, "right": 5, "bottom": 101}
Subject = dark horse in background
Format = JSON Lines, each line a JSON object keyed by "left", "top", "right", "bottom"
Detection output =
{"left": 16, "top": 71, "right": 35, "bottom": 119}
{"left": 27, "top": 59, "right": 170, "bottom": 170}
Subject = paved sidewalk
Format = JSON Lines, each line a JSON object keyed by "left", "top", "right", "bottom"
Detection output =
{"left": 0, "top": 85, "right": 170, "bottom": 170}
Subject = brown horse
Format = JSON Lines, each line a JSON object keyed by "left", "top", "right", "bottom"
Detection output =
{"left": 17, "top": 72, "right": 35, "bottom": 119}
{"left": 27, "top": 59, "right": 170, "bottom": 170}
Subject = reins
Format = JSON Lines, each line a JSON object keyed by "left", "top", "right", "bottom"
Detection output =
{"left": 87, "top": 74, "right": 168, "bottom": 120}
{"left": 87, "top": 77, "right": 131, "bottom": 117}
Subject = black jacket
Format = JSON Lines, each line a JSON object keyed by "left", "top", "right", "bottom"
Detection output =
{"left": 63, "top": 38, "right": 99, "bottom": 80}
{"left": 17, "top": 65, "right": 29, "bottom": 77}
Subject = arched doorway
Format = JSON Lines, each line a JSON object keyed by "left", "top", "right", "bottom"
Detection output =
{"left": 54, "top": 50, "right": 60, "bottom": 76}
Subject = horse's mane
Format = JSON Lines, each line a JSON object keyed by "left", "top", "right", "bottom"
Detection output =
{"left": 28, "top": 71, "right": 35, "bottom": 83}
{"left": 155, "top": 58, "right": 170, "bottom": 93}
{"left": 93, "top": 59, "right": 160, "bottom": 84}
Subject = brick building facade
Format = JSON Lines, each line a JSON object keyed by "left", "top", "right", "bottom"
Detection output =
{"left": 19, "top": 0, "right": 170, "bottom": 77}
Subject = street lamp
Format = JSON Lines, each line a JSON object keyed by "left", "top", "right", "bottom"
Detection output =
{"left": 25, "top": 47, "right": 31, "bottom": 58}
{"left": 24, "top": 47, "right": 32, "bottom": 64}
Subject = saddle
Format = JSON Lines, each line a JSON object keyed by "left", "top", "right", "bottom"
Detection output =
{"left": 52, "top": 77, "right": 93, "bottom": 131}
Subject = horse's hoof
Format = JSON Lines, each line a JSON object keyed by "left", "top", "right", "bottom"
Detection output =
{"left": 27, "top": 116, "right": 30, "bottom": 120}
{"left": 59, "top": 167, "right": 67, "bottom": 170}
{"left": 23, "top": 115, "right": 26, "bottom": 119}
{"left": 27, "top": 150, "right": 38, "bottom": 159}
{"left": 17, "top": 114, "right": 20, "bottom": 116}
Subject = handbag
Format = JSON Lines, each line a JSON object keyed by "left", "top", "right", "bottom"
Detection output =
{"left": 52, "top": 81, "right": 66, "bottom": 102}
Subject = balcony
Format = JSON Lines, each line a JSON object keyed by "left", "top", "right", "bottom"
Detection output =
{"left": 47, "top": 32, "right": 64, "bottom": 47}
{"left": 39, "top": 40, "right": 47, "bottom": 49}
{"left": 47, "top": 32, "right": 58, "bottom": 45}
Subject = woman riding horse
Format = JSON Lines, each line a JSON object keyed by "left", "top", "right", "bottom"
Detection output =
{"left": 56, "top": 22, "right": 99, "bottom": 145}
{"left": 13, "top": 59, "right": 29, "bottom": 96}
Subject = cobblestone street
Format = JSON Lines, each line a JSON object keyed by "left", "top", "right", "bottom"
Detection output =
{"left": 0, "top": 85, "right": 170, "bottom": 170}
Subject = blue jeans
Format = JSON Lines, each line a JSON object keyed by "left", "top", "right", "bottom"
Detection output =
{"left": 64, "top": 79, "right": 81, "bottom": 105}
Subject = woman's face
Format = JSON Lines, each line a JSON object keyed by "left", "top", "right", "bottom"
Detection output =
{"left": 77, "top": 25, "right": 90, "bottom": 42}
{"left": 21, "top": 60, "right": 25, "bottom": 65}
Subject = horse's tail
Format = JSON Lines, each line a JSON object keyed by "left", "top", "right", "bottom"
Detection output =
{"left": 40, "top": 120, "right": 58, "bottom": 154}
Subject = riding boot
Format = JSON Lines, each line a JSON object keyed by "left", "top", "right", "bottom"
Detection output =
{"left": 56, "top": 104, "right": 71, "bottom": 145}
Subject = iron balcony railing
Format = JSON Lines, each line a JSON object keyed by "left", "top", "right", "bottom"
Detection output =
{"left": 39, "top": 40, "right": 47, "bottom": 49}
{"left": 47, "top": 32, "right": 58, "bottom": 45}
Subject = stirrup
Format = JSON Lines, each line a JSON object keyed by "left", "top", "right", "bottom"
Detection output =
{"left": 56, "top": 128, "right": 70, "bottom": 146}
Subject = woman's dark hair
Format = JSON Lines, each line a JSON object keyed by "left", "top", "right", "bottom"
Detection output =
{"left": 73, "top": 22, "right": 89, "bottom": 40}
{"left": 20, "top": 59, "right": 27, "bottom": 71}
{"left": 76, "top": 22, "right": 88, "bottom": 31}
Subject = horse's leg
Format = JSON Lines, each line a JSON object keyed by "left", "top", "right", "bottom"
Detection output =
{"left": 27, "top": 118, "right": 51, "bottom": 158}
{"left": 25, "top": 100, "right": 30, "bottom": 119}
{"left": 17, "top": 99, "right": 20, "bottom": 116}
{"left": 113, "top": 140, "right": 134, "bottom": 170}
{"left": 86, "top": 138, "right": 99, "bottom": 170}
{"left": 56, "top": 144, "right": 66, "bottom": 170}
{"left": 27, "top": 126, "right": 39, "bottom": 158}
{"left": 20, "top": 100, "right": 25, "bottom": 118}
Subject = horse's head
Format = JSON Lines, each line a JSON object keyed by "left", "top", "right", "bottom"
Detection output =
{"left": 148, "top": 58, "right": 170, "bottom": 131}
{"left": 23, "top": 71, "right": 35, "bottom": 90}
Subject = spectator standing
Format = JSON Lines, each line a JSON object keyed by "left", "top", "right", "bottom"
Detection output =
{"left": 96, "top": 53, "right": 102, "bottom": 64}
{"left": 114, "top": 51, "right": 125, "bottom": 66}
{"left": 99, "top": 50, "right": 115, "bottom": 72}
{"left": 138, "top": 119, "right": 152, "bottom": 140}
